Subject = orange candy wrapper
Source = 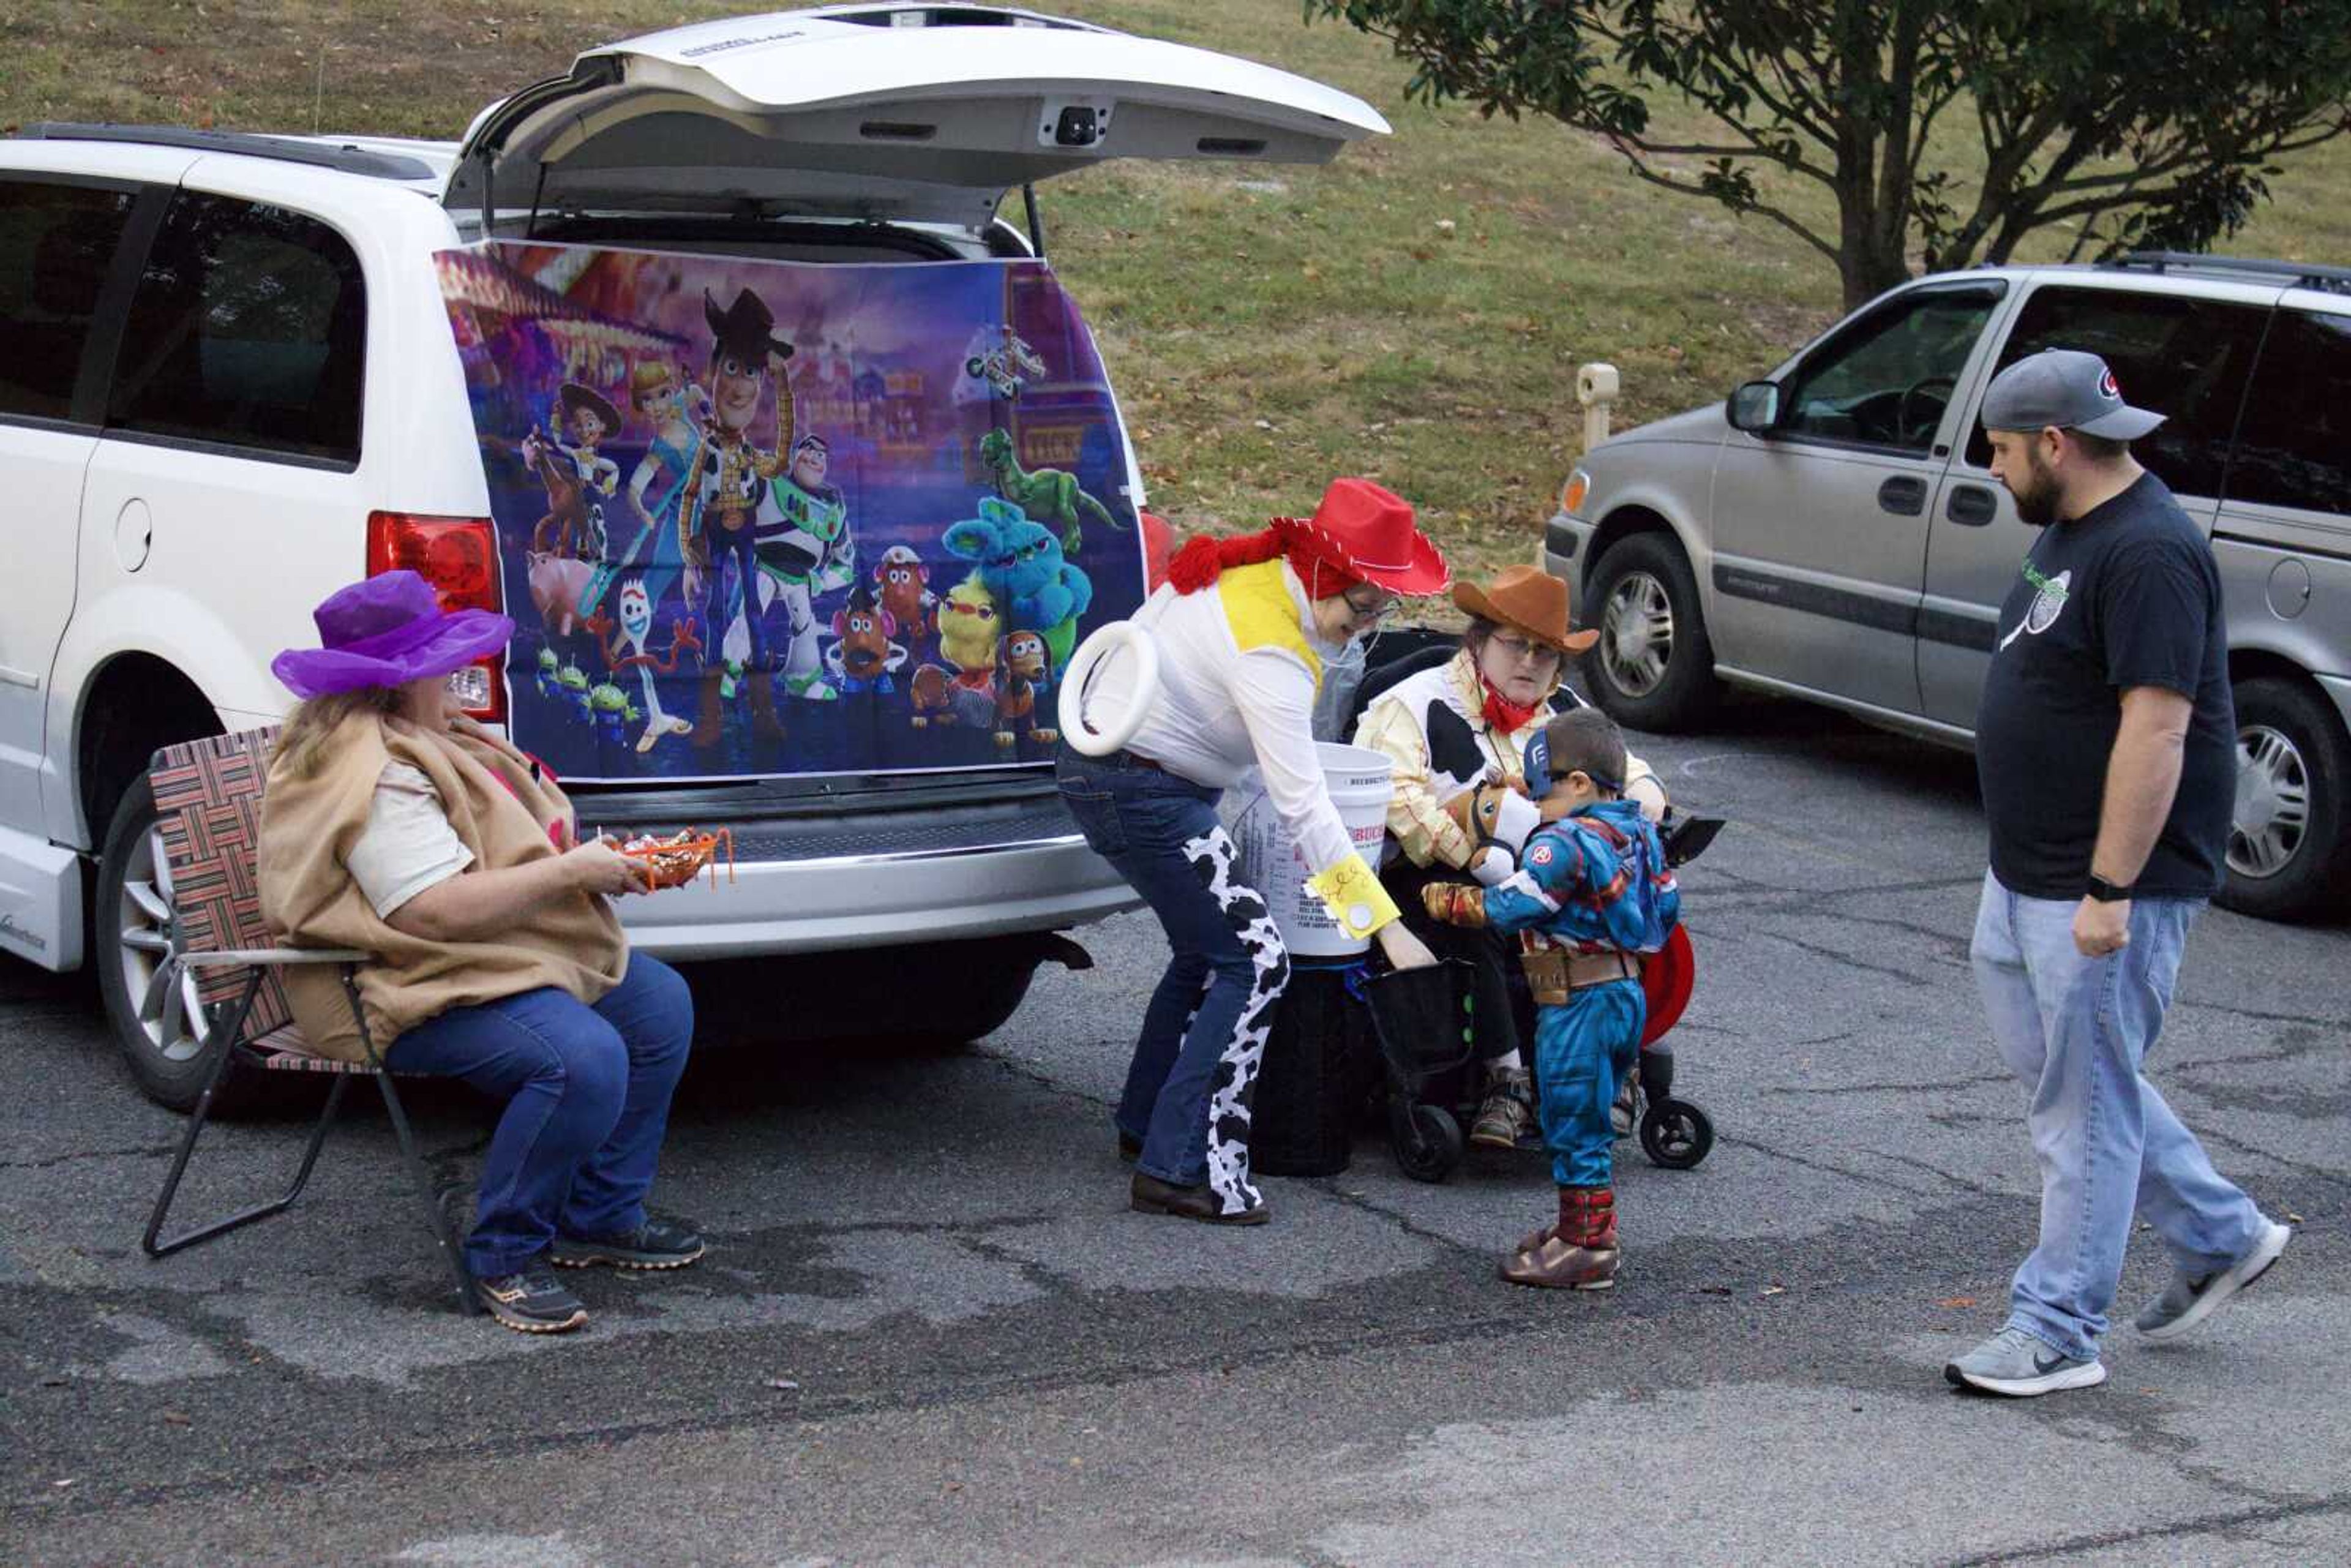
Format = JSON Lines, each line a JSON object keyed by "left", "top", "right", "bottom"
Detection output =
{"left": 615, "top": 828, "right": 737, "bottom": 891}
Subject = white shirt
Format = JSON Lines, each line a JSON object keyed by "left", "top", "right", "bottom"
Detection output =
{"left": 1078, "top": 560, "right": 1356, "bottom": 873}
{"left": 345, "top": 763, "right": 473, "bottom": 918}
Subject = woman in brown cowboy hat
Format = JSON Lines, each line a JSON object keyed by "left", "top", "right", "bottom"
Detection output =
{"left": 1352, "top": 565, "right": 1667, "bottom": 1151}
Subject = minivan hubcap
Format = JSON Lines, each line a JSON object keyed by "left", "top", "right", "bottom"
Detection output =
{"left": 1601, "top": 571, "right": 1674, "bottom": 697}
{"left": 2229, "top": 724, "right": 2308, "bottom": 879}
{"left": 114, "top": 823, "right": 209, "bottom": 1064}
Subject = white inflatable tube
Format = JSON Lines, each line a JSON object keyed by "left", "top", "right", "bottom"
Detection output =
{"left": 1059, "top": 620, "right": 1160, "bottom": 756}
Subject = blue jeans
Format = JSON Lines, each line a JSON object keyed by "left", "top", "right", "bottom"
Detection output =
{"left": 1057, "top": 749, "right": 1289, "bottom": 1217}
{"left": 1532, "top": 980, "right": 1646, "bottom": 1189}
{"left": 387, "top": 953, "right": 694, "bottom": 1278}
{"left": 1970, "top": 872, "right": 2267, "bottom": 1360}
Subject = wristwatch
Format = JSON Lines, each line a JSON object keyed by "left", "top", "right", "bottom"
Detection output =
{"left": 2086, "top": 874, "right": 2136, "bottom": 903}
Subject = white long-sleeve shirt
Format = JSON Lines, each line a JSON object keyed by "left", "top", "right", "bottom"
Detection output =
{"left": 1078, "top": 558, "right": 1356, "bottom": 876}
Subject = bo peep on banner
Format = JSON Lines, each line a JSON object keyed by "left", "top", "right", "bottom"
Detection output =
{"left": 433, "top": 242, "right": 1146, "bottom": 782}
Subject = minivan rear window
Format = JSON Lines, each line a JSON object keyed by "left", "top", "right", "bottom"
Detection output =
{"left": 2225, "top": 310, "right": 2351, "bottom": 517}
{"left": 1965, "top": 286, "right": 2265, "bottom": 498}
{"left": 105, "top": 191, "right": 366, "bottom": 465}
{"left": 0, "top": 178, "right": 133, "bottom": 422}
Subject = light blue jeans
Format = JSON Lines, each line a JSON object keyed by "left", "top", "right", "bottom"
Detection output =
{"left": 1971, "top": 872, "right": 2268, "bottom": 1361}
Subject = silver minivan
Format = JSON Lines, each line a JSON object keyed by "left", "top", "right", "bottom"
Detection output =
{"left": 1546, "top": 255, "right": 2351, "bottom": 920}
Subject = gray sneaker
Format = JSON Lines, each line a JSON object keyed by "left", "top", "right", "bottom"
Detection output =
{"left": 2136, "top": 1220, "right": 2290, "bottom": 1343}
{"left": 1944, "top": 1326, "right": 2107, "bottom": 1397}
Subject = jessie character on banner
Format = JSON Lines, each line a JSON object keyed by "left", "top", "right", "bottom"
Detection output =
{"left": 678, "top": 287, "right": 796, "bottom": 747}
{"left": 1352, "top": 565, "right": 1668, "bottom": 1153}
{"left": 1056, "top": 478, "right": 1449, "bottom": 1225}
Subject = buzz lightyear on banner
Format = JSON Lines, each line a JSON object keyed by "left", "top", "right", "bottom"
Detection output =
{"left": 1998, "top": 561, "right": 2072, "bottom": 651}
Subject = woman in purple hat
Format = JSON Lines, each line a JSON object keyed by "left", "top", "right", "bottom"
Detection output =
{"left": 258, "top": 571, "right": 701, "bottom": 1335}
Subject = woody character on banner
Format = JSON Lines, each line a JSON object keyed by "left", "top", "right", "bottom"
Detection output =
{"left": 432, "top": 242, "right": 1146, "bottom": 782}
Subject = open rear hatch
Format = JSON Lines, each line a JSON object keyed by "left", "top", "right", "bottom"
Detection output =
{"left": 444, "top": 3, "right": 1389, "bottom": 230}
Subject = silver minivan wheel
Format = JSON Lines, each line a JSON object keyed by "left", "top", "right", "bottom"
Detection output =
{"left": 2230, "top": 723, "right": 2309, "bottom": 880}
{"left": 1600, "top": 570, "right": 1674, "bottom": 698}
{"left": 113, "top": 816, "right": 211, "bottom": 1068}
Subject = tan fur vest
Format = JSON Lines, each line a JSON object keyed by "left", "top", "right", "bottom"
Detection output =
{"left": 258, "top": 713, "right": 628, "bottom": 1061}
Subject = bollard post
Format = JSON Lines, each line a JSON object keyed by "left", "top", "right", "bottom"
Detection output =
{"left": 1575, "top": 362, "right": 1619, "bottom": 455}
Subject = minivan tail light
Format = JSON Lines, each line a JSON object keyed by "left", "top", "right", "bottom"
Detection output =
{"left": 365, "top": 511, "right": 507, "bottom": 722}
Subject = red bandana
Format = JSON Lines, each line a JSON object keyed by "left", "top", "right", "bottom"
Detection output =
{"left": 1478, "top": 673, "right": 1543, "bottom": 737}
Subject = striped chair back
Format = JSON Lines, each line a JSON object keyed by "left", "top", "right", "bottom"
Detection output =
{"left": 149, "top": 729, "right": 301, "bottom": 1049}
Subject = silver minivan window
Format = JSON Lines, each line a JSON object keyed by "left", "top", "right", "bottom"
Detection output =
{"left": 2223, "top": 309, "right": 2351, "bottom": 516}
{"left": 1962, "top": 285, "right": 2265, "bottom": 498}
{"left": 1778, "top": 285, "right": 2005, "bottom": 453}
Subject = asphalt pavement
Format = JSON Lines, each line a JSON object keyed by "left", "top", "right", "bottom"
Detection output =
{"left": 4, "top": 694, "right": 2346, "bottom": 1567}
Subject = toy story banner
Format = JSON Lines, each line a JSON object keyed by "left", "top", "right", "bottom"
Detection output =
{"left": 433, "top": 241, "right": 1146, "bottom": 781}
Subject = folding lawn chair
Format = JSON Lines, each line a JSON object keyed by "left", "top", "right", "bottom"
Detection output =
{"left": 138, "top": 728, "right": 476, "bottom": 1314}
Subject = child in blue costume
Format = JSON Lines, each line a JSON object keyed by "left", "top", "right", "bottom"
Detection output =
{"left": 1422, "top": 707, "right": 1680, "bottom": 1289}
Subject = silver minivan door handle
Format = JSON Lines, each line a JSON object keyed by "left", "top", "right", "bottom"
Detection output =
{"left": 1877, "top": 476, "right": 1927, "bottom": 516}
{"left": 1946, "top": 484, "right": 1998, "bottom": 527}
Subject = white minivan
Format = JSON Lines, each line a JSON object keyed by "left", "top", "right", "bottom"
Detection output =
{"left": 0, "top": 4, "right": 1388, "bottom": 1105}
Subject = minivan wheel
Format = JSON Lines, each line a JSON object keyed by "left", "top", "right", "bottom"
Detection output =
{"left": 1581, "top": 531, "right": 1719, "bottom": 732}
{"left": 94, "top": 776, "right": 250, "bottom": 1112}
{"left": 2220, "top": 677, "right": 2351, "bottom": 922}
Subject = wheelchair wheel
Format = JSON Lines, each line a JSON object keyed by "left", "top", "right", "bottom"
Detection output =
{"left": 1389, "top": 1100, "right": 1464, "bottom": 1184}
{"left": 1639, "top": 1098, "right": 1714, "bottom": 1170}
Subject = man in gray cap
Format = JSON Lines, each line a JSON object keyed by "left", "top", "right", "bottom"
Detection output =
{"left": 1945, "top": 349, "right": 2290, "bottom": 1398}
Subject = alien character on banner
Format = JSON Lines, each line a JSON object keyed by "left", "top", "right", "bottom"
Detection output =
{"left": 677, "top": 287, "right": 802, "bottom": 746}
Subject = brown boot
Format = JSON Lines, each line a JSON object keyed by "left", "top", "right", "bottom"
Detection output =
{"left": 1501, "top": 1187, "right": 1619, "bottom": 1290}
{"left": 1469, "top": 1065, "right": 1537, "bottom": 1150}
{"left": 748, "top": 670, "right": 786, "bottom": 743}
{"left": 691, "top": 670, "right": 726, "bottom": 748}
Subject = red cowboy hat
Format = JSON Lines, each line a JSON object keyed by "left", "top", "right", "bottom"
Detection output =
{"left": 1272, "top": 478, "right": 1450, "bottom": 596}
{"left": 1640, "top": 923, "right": 1696, "bottom": 1048}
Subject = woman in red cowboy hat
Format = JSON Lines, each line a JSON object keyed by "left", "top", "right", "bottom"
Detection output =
{"left": 1352, "top": 566, "right": 1668, "bottom": 1153}
{"left": 1057, "top": 478, "right": 1449, "bottom": 1225}
{"left": 258, "top": 571, "right": 702, "bottom": 1335}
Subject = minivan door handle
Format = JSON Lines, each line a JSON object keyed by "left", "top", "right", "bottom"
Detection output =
{"left": 1946, "top": 484, "right": 1998, "bottom": 527}
{"left": 1878, "top": 476, "right": 1927, "bottom": 516}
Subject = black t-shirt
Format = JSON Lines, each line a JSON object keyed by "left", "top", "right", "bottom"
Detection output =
{"left": 1974, "top": 472, "right": 2236, "bottom": 899}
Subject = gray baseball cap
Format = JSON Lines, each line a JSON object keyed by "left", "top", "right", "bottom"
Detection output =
{"left": 1980, "top": 348, "right": 2164, "bottom": 440}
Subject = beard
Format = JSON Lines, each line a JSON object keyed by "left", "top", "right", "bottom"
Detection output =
{"left": 2009, "top": 454, "right": 2063, "bottom": 528}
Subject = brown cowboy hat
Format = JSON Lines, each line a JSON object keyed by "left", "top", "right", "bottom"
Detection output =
{"left": 1452, "top": 565, "right": 1597, "bottom": 655}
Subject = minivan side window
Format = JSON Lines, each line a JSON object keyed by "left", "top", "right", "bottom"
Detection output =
{"left": 0, "top": 179, "right": 134, "bottom": 423}
{"left": 2225, "top": 309, "right": 2351, "bottom": 517}
{"left": 105, "top": 192, "right": 366, "bottom": 465}
{"left": 1962, "top": 286, "right": 2265, "bottom": 498}
{"left": 1777, "top": 284, "right": 2004, "bottom": 452}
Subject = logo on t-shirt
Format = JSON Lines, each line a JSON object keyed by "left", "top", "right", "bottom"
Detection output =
{"left": 1998, "top": 562, "right": 2072, "bottom": 650}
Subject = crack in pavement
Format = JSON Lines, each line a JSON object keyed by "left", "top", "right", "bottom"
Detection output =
{"left": 0, "top": 1142, "right": 179, "bottom": 1171}
{"left": 1948, "top": 1492, "right": 2351, "bottom": 1566}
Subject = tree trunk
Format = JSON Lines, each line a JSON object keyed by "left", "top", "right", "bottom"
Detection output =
{"left": 1834, "top": 182, "right": 1912, "bottom": 312}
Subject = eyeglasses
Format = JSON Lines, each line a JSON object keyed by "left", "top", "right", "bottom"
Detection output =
{"left": 1341, "top": 586, "right": 1401, "bottom": 626}
{"left": 1489, "top": 632, "right": 1562, "bottom": 667}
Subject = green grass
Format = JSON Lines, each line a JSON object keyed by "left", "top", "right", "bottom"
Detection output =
{"left": 9, "top": 0, "right": 2351, "bottom": 589}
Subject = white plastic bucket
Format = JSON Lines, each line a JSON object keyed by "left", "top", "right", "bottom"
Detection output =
{"left": 1226, "top": 742, "right": 1395, "bottom": 958}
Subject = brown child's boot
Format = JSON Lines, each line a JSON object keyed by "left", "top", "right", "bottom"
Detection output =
{"left": 1501, "top": 1187, "right": 1620, "bottom": 1291}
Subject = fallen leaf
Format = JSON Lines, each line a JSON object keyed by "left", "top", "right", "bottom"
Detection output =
{"left": 765, "top": 1378, "right": 800, "bottom": 1392}
{"left": 1760, "top": 1285, "right": 1787, "bottom": 1297}
{"left": 1697, "top": 1285, "right": 1733, "bottom": 1296}
{"left": 2286, "top": 1211, "right": 2305, "bottom": 1223}
{"left": 1937, "top": 1296, "right": 1978, "bottom": 1310}
{"left": 162, "top": 1410, "right": 191, "bottom": 1427}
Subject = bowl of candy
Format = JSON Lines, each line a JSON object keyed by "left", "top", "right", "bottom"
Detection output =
{"left": 615, "top": 828, "right": 735, "bottom": 891}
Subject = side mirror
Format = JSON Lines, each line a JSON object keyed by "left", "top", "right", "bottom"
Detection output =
{"left": 1727, "top": 380, "right": 1781, "bottom": 434}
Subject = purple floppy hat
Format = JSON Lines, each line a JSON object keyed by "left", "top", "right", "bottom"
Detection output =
{"left": 271, "top": 571, "right": 515, "bottom": 700}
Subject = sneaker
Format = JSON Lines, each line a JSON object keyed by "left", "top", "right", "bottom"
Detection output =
{"left": 1469, "top": 1068, "right": 1537, "bottom": 1150}
{"left": 2136, "top": 1220, "right": 2290, "bottom": 1342}
{"left": 474, "top": 1266, "right": 589, "bottom": 1334}
{"left": 1609, "top": 1079, "right": 1636, "bottom": 1139}
{"left": 549, "top": 1219, "right": 707, "bottom": 1271}
{"left": 1943, "top": 1327, "right": 2105, "bottom": 1397}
